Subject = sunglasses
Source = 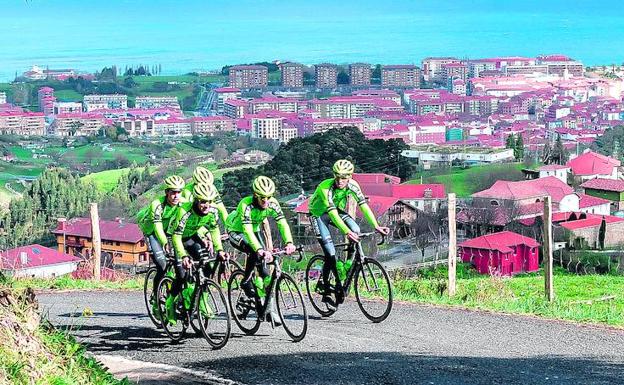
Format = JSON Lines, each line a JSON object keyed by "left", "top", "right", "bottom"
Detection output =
{"left": 334, "top": 174, "right": 352, "bottom": 179}
{"left": 197, "top": 199, "right": 212, "bottom": 204}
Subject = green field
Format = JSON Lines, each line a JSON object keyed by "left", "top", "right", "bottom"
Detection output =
{"left": 407, "top": 163, "right": 527, "bottom": 197}
{"left": 395, "top": 264, "right": 624, "bottom": 327}
{"left": 53, "top": 89, "right": 84, "bottom": 101}
{"left": 82, "top": 167, "right": 131, "bottom": 192}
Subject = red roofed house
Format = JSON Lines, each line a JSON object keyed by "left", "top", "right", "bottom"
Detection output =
{"left": 1, "top": 244, "right": 81, "bottom": 278}
{"left": 52, "top": 217, "right": 148, "bottom": 270}
{"left": 581, "top": 178, "right": 624, "bottom": 211}
{"left": 471, "top": 176, "right": 579, "bottom": 218}
{"left": 459, "top": 231, "right": 540, "bottom": 276}
{"left": 566, "top": 150, "right": 620, "bottom": 181}
{"left": 538, "top": 164, "right": 570, "bottom": 184}
{"left": 556, "top": 213, "right": 624, "bottom": 249}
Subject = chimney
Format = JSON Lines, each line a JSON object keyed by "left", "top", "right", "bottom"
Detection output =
{"left": 57, "top": 217, "right": 67, "bottom": 231}
{"left": 19, "top": 251, "right": 28, "bottom": 266}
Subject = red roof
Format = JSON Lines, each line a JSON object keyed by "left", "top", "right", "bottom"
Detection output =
{"left": 559, "top": 214, "right": 624, "bottom": 230}
{"left": 578, "top": 193, "right": 611, "bottom": 209}
{"left": 580, "top": 178, "right": 624, "bottom": 192}
{"left": 472, "top": 176, "right": 573, "bottom": 203}
{"left": 538, "top": 164, "right": 569, "bottom": 171}
{"left": 52, "top": 218, "right": 143, "bottom": 244}
{"left": 0, "top": 244, "right": 80, "bottom": 270}
{"left": 566, "top": 151, "right": 620, "bottom": 176}
{"left": 352, "top": 173, "right": 401, "bottom": 185}
{"left": 357, "top": 196, "right": 401, "bottom": 219}
{"left": 459, "top": 231, "right": 540, "bottom": 253}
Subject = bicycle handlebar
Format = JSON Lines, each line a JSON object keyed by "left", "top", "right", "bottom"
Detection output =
{"left": 270, "top": 245, "right": 305, "bottom": 262}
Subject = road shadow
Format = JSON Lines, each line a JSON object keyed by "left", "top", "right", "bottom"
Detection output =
{"left": 188, "top": 351, "right": 624, "bottom": 385}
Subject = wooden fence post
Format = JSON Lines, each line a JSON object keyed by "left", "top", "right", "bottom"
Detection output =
{"left": 90, "top": 203, "right": 101, "bottom": 281}
{"left": 543, "top": 195, "right": 554, "bottom": 301}
{"left": 447, "top": 193, "right": 457, "bottom": 297}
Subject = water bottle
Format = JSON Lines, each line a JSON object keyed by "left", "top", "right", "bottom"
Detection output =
{"left": 345, "top": 259, "right": 353, "bottom": 274}
{"left": 254, "top": 276, "right": 266, "bottom": 298}
{"left": 336, "top": 260, "right": 346, "bottom": 281}
{"left": 182, "top": 283, "right": 194, "bottom": 310}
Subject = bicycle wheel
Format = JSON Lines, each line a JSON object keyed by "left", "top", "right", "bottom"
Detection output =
{"left": 197, "top": 279, "right": 231, "bottom": 349}
{"left": 157, "top": 276, "right": 187, "bottom": 342}
{"left": 354, "top": 258, "right": 393, "bottom": 323}
{"left": 143, "top": 267, "right": 162, "bottom": 328}
{"left": 216, "top": 259, "right": 243, "bottom": 288}
{"left": 227, "top": 270, "right": 261, "bottom": 335}
{"left": 305, "top": 255, "right": 337, "bottom": 317}
{"left": 276, "top": 273, "right": 308, "bottom": 342}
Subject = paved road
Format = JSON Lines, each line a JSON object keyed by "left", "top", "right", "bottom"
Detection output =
{"left": 39, "top": 291, "right": 624, "bottom": 385}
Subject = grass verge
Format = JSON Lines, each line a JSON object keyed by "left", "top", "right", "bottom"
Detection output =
{"left": 0, "top": 287, "right": 128, "bottom": 384}
{"left": 6, "top": 275, "right": 143, "bottom": 291}
{"left": 391, "top": 264, "right": 624, "bottom": 327}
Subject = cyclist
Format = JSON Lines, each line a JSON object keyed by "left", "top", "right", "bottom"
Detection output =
{"left": 308, "top": 159, "right": 389, "bottom": 306}
{"left": 225, "top": 176, "right": 296, "bottom": 324}
{"left": 137, "top": 175, "right": 186, "bottom": 320}
{"left": 182, "top": 166, "right": 228, "bottom": 224}
{"left": 165, "top": 182, "right": 226, "bottom": 323}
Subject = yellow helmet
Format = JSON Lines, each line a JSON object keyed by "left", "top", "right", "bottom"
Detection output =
{"left": 193, "top": 166, "right": 214, "bottom": 185}
{"left": 193, "top": 182, "right": 218, "bottom": 202}
{"left": 332, "top": 159, "right": 355, "bottom": 176}
{"left": 252, "top": 176, "right": 276, "bottom": 197}
{"left": 163, "top": 175, "right": 185, "bottom": 191}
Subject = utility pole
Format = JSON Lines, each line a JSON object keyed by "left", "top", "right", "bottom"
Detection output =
{"left": 543, "top": 196, "right": 554, "bottom": 301}
{"left": 447, "top": 193, "right": 457, "bottom": 297}
{"left": 90, "top": 203, "right": 101, "bottom": 280}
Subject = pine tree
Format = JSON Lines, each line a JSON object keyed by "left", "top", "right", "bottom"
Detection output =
{"left": 514, "top": 134, "right": 524, "bottom": 160}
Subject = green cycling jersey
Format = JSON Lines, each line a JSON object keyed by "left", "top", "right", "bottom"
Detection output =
{"left": 171, "top": 201, "right": 223, "bottom": 258}
{"left": 308, "top": 178, "right": 379, "bottom": 234}
{"left": 182, "top": 182, "right": 229, "bottom": 223}
{"left": 136, "top": 196, "right": 179, "bottom": 247}
{"left": 225, "top": 195, "right": 293, "bottom": 252}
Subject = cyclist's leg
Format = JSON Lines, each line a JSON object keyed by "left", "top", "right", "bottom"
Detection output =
{"left": 312, "top": 214, "right": 339, "bottom": 301}
{"left": 146, "top": 235, "right": 167, "bottom": 296}
{"left": 229, "top": 231, "right": 259, "bottom": 298}
{"left": 335, "top": 213, "right": 360, "bottom": 304}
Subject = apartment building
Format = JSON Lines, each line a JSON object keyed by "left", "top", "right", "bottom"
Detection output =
{"left": 251, "top": 114, "right": 297, "bottom": 143}
{"left": 51, "top": 113, "right": 108, "bottom": 136}
{"left": 0, "top": 92, "right": 6, "bottom": 104}
{"left": 135, "top": 96, "right": 180, "bottom": 109}
{"left": 315, "top": 63, "right": 338, "bottom": 88}
{"left": 0, "top": 111, "right": 45, "bottom": 135}
{"left": 228, "top": 65, "right": 268, "bottom": 88}
{"left": 249, "top": 97, "right": 299, "bottom": 114}
{"left": 421, "top": 57, "right": 461, "bottom": 81}
{"left": 381, "top": 65, "right": 420, "bottom": 88}
{"left": 38, "top": 87, "right": 56, "bottom": 115}
{"left": 280, "top": 62, "right": 304, "bottom": 88}
{"left": 53, "top": 101, "right": 83, "bottom": 115}
{"left": 214, "top": 87, "right": 241, "bottom": 114}
{"left": 190, "top": 116, "right": 235, "bottom": 135}
{"left": 83, "top": 94, "right": 128, "bottom": 111}
{"left": 349, "top": 63, "right": 372, "bottom": 86}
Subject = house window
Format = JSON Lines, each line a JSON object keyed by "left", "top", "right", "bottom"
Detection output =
{"left": 490, "top": 200, "right": 499, "bottom": 206}
{"left": 116, "top": 242, "right": 121, "bottom": 246}
{"left": 140, "top": 240, "right": 145, "bottom": 247}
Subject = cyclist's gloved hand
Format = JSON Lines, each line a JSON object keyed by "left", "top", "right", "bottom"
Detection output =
{"left": 217, "top": 250, "right": 227, "bottom": 260}
{"left": 347, "top": 231, "right": 360, "bottom": 242}
{"left": 376, "top": 226, "right": 390, "bottom": 236}
{"left": 201, "top": 238, "right": 213, "bottom": 253}
{"left": 285, "top": 243, "right": 296, "bottom": 255}
{"left": 259, "top": 249, "right": 274, "bottom": 263}
{"left": 182, "top": 256, "right": 193, "bottom": 269}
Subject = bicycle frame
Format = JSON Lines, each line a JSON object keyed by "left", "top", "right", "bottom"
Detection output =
{"left": 333, "top": 233, "right": 385, "bottom": 296}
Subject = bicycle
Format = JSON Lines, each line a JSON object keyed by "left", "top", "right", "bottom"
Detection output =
{"left": 305, "top": 232, "right": 393, "bottom": 323}
{"left": 156, "top": 254, "right": 232, "bottom": 349}
{"left": 227, "top": 246, "right": 308, "bottom": 342}
{"left": 141, "top": 255, "right": 176, "bottom": 329}
{"left": 197, "top": 246, "right": 243, "bottom": 288}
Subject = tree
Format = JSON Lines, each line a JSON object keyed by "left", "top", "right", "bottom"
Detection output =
{"left": 598, "top": 216, "right": 606, "bottom": 250}
{"left": 505, "top": 134, "right": 516, "bottom": 150}
{"left": 514, "top": 134, "right": 524, "bottom": 160}
{"left": 213, "top": 146, "right": 229, "bottom": 162}
{"left": 542, "top": 140, "right": 553, "bottom": 164}
{"left": 552, "top": 134, "right": 569, "bottom": 165}
{"left": 337, "top": 71, "right": 350, "bottom": 85}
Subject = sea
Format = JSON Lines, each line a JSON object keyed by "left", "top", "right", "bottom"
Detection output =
{"left": 0, "top": 0, "right": 623, "bottom": 81}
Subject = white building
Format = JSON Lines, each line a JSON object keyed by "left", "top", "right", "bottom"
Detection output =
{"left": 53, "top": 101, "right": 83, "bottom": 115}
{"left": 0, "top": 92, "right": 6, "bottom": 104}
{"left": 135, "top": 96, "right": 180, "bottom": 109}
{"left": 83, "top": 94, "right": 128, "bottom": 111}
{"left": 538, "top": 164, "right": 570, "bottom": 184}
{"left": 0, "top": 244, "right": 81, "bottom": 278}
